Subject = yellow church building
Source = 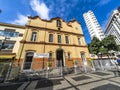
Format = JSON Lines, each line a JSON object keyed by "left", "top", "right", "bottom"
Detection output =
{"left": 16, "top": 16, "right": 90, "bottom": 70}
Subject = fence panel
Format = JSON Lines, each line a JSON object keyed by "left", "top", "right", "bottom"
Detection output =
{"left": 0, "top": 60, "right": 94, "bottom": 83}
{"left": 8, "top": 64, "right": 20, "bottom": 81}
{"left": 0, "top": 62, "right": 10, "bottom": 82}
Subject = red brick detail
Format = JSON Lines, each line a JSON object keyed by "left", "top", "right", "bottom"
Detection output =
{"left": 16, "top": 57, "right": 90, "bottom": 70}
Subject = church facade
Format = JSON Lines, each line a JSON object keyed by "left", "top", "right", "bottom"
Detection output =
{"left": 16, "top": 16, "right": 90, "bottom": 70}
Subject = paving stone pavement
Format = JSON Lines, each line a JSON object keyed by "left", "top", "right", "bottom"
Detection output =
{"left": 0, "top": 71, "right": 120, "bottom": 90}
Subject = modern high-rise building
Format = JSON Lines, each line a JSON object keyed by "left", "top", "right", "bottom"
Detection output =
{"left": 83, "top": 10, "right": 105, "bottom": 41}
{"left": 105, "top": 6, "right": 120, "bottom": 45}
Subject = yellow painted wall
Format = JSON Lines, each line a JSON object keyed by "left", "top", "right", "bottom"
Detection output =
{"left": 16, "top": 17, "right": 90, "bottom": 69}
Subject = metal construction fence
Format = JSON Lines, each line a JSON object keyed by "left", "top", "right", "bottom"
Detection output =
{"left": 0, "top": 60, "right": 120, "bottom": 83}
{"left": 92, "top": 59, "right": 119, "bottom": 71}
{"left": 0, "top": 62, "right": 20, "bottom": 83}
{"left": 18, "top": 60, "right": 91, "bottom": 81}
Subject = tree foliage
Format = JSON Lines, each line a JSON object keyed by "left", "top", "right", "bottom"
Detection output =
{"left": 88, "top": 35, "right": 119, "bottom": 55}
{"left": 117, "top": 45, "right": 120, "bottom": 51}
{"left": 102, "top": 35, "right": 118, "bottom": 51}
{"left": 88, "top": 37, "right": 101, "bottom": 55}
{"left": 99, "top": 46, "right": 108, "bottom": 54}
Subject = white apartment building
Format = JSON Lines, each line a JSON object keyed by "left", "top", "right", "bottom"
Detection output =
{"left": 105, "top": 7, "right": 120, "bottom": 45}
{"left": 83, "top": 10, "right": 105, "bottom": 41}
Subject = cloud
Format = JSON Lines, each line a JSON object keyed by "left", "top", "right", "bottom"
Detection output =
{"left": 8, "top": 0, "right": 80, "bottom": 25}
{"left": 30, "top": 0, "right": 50, "bottom": 20}
{"left": 48, "top": 0, "right": 79, "bottom": 19}
{"left": 97, "top": 0, "right": 111, "bottom": 6}
{"left": 10, "top": 14, "right": 28, "bottom": 25}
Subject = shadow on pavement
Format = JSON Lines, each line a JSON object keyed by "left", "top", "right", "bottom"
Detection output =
{"left": 0, "top": 77, "right": 54, "bottom": 90}
{"left": 0, "top": 83, "right": 22, "bottom": 90}
{"left": 90, "top": 84, "right": 120, "bottom": 90}
{"left": 35, "top": 78, "right": 63, "bottom": 89}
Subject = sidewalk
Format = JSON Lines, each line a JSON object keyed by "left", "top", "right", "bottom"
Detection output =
{"left": 0, "top": 71, "right": 120, "bottom": 90}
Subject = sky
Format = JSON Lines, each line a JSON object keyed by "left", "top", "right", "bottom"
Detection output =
{"left": 0, "top": 0, "right": 120, "bottom": 44}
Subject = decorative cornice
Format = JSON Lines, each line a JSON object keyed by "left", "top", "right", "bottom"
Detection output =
{"left": 20, "top": 41, "right": 88, "bottom": 48}
{"left": 68, "top": 19, "right": 81, "bottom": 25}
{"left": 0, "top": 22, "right": 25, "bottom": 29}
{"left": 26, "top": 25, "right": 84, "bottom": 36}
{"left": 28, "top": 16, "right": 80, "bottom": 27}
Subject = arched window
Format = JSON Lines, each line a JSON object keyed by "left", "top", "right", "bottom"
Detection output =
{"left": 78, "top": 37, "right": 81, "bottom": 45}
{"left": 49, "top": 51, "right": 52, "bottom": 60}
{"left": 49, "top": 33, "right": 53, "bottom": 42}
{"left": 57, "top": 20, "right": 61, "bottom": 27}
{"left": 23, "top": 52, "right": 34, "bottom": 70}
{"left": 68, "top": 52, "right": 71, "bottom": 60}
{"left": 58, "top": 34, "right": 62, "bottom": 43}
{"left": 65, "top": 36, "right": 69, "bottom": 44}
{"left": 31, "top": 32, "right": 37, "bottom": 41}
